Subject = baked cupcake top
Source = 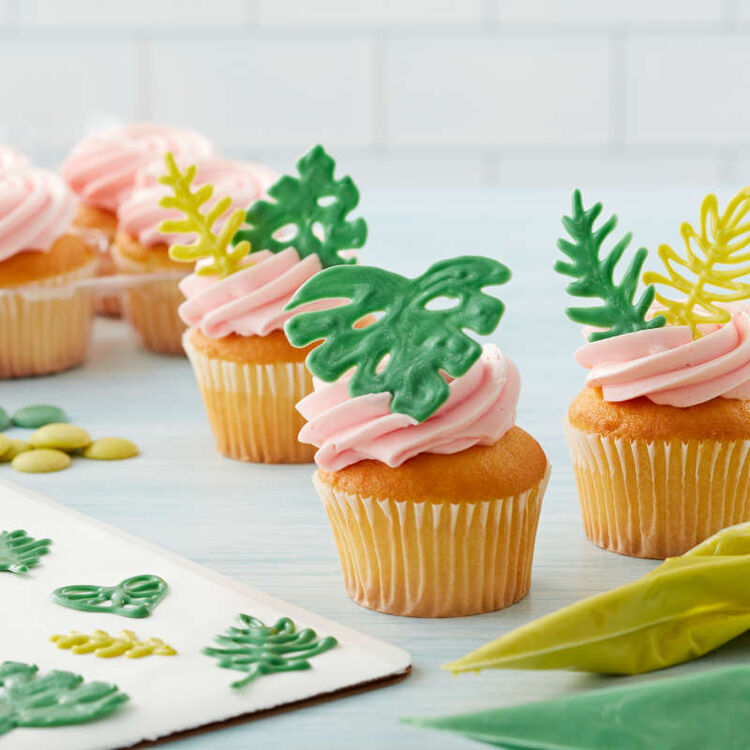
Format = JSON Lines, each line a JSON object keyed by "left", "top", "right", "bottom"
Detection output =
{"left": 557, "top": 188, "right": 750, "bottom": 408}
{"left": 61, "top": 122, "right": 215, "bottom": 213}
{"left": 158, "top": 145, "right": 366, "bottom": 339}
{"left": 283, "top": 256, "right": 518, "bottom": 470}
{"left": 118, "top": 157, "right": 277, "bottom": 248}
{"left": 0, "top": 145, "right": 30, "bottom": 174}
{"left": 0, "top": 168, "right": 77, "bottom": 262}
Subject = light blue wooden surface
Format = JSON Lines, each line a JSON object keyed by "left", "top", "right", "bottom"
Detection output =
{"left": 4, "top": 187, "right": 748, "bottom": 749}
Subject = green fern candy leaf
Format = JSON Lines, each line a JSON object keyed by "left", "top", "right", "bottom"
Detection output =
{"left": 0, "top": 661, "right": 128, "bottom": 735}
{"left": 556, "top": 190, "right": 666, "bottom": 342}
{"left": 203, "top": 615, "right": 338, "bottom": 689}
{"left": 0, "top": 530, "right": 52, "bottom": 574}
{"left": 233, "top": 145, "right": 366, "bottom": 268}
{"left": 285, "top": 256, "right": 510, "bottom": 422}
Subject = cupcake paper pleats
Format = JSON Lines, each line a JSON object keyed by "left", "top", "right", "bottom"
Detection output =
{"left": 444, "top": 522, "right": 750, "bottom": 676}
{"left": 404, "top": 665, "right": 750, "bottom": 750}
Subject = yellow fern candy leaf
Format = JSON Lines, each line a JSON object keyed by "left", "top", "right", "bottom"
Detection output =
{"left": 157, "top": 151, "right": 249, "bottom": 277}
{"left": 643, "top": 187, "right": 750, "bottom": 337}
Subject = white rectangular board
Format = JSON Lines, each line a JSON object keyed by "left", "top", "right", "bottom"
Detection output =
{"left": 0, "top": 479, "right": 411, "bottom": 750}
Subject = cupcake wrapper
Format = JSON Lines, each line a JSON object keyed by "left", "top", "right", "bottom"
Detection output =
{"left": 313, "top": 464, "right": 550, "bottom": 618}
{"left": 0, "top": 264, "right": 95, "bottom": 378}
{"left": 565, "top": 421, "right": 750, "bottom": 559}
{"left": 94, "top": 251, "right": 123, "bottom": 317}
{"left": 112, "top": 248, "right": 185, "bottom": 355}
{"left": 184, "top": 332, "right": 315, "bottom": 464}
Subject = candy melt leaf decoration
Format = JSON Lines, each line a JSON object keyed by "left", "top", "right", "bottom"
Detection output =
{"left": 556, "top": 189, "right": 666, "bottom": 342}
{"left": 52, "top": 574, "right": 168, "bottom": 619}
{"left": 158, "top": 151, "right": 250, "bottom": 277}
{"left": 203, "top": 614, "right": 338, "bottom": 689}
{"left": 233, "top": 144, "right": 366, "bottom": 269}
{"left": 51, "top": 630, "right": 177, "bottom": 659}
{"left": 403, "top": 666, "right": 750, "bottom": 750}
{"left": 444, "top": 521, "right": 750, "bottom": 676}
{"left": 0, "top": 661, "right": 128, "bottom": 735}
{"left": 643, "top": 187, "right": 750, "bottom": 337}
{"left": 285, "top": 257, "right": 510, "bottom": 422}
{"left": 0, "top": 530, "right": 52, "bottom": 574}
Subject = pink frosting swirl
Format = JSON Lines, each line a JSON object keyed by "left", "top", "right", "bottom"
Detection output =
{"left": 297, "top": 344, "right": 521, "bottom": 471}
{"left": 118, "top": 157, "right": 277, "bottom": 247}
{"left": 61, "top": 122, "right": 215, "bottom": 212}
{"left": 576, "top": 308, "right": 750, "bottom": 406}
{"left": 0, "top": 168, "right": 77, "bottom": 262}
{"left": 178, "top": 248, "right": 323, "bottom": 338}
{"left": 0, "top": 145, "right": 30, "bottom": 174}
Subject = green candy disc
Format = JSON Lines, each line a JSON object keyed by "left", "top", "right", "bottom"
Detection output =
{"left": 0, "top": 407, "right": 10, "bottom": 431}
{"left": 285, "top": 256, "right": 510, "bottom": 422}
{"left": 233, "top": 145, "right": 367, "bottom": 269}
{"left": 12, "top": 405, "right": 68, "bottom": 429}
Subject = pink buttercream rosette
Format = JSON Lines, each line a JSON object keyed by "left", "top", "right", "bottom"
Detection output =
{"left": 576, "top": 305, "right": 750, "bottom": 407}
{"left": 296, "top": 344, "right": 521, "bottom": 471}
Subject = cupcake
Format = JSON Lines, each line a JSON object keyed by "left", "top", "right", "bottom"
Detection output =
{"left": 284, "top": 256, "right": 550, "bottom": 617}
{"left": 114, "top": 157, "right": 277, "bottom": 355}
{"left": 159, "top": 145, "right": 367, "bottom": 463}
{"left": 558, "top": 188, "right": 750, "bottom": 559}
{"left": 0, "top": 168, "right": 96, "bottom": 377}
{"left": 61, "top": 122, "right": 215, "bottom": 316}
{"left": 0, "top": 145, "right": 30, "bottom": 173}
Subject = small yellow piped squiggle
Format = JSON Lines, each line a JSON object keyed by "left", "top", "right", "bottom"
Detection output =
{"left": 643, "top": 187, "right": 750, "bottom": 338}
{"left": 50, "top": 630, "right": 177, "bottom": 659}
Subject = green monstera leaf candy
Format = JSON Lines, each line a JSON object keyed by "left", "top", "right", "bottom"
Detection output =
{"left": 0, "top": 661, "right": 128, "bottom": 735}
{"left": 284, "top": 256, "right": 511, "bottom": 422}
{"left": 52, "top": 574, "right": 168, "bottom": 618}
{"left": 233, "top": 144, "right": 366, "bottom": 269}
{"left": 204, "top": 614, "right": 338, "bottom": 689}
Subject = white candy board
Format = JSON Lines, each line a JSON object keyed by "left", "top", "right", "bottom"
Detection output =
{"left": 0, "top": 480, "right": 411, "bottom": 750}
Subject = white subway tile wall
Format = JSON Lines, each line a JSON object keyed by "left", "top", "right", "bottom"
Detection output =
{"left": 1, "top": 0, "right": 747, "bottom": 186}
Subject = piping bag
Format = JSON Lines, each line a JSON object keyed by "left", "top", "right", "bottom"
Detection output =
{"left": 445, "top": 522, "right": 750, "bottom": 676}
{"left": 402, "top": 665, "right": 750, "bottom": 749}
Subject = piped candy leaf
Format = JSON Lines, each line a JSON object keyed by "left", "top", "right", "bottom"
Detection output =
{"left": 52, "top": 574, "right": 168, "bottom": 619}
{"left": 443, "top": 522, "right": 750, "bottom": 676}
{"left": 158, "top": 152, "right": 250, "bottom": 277}
{"left": 643, "top": 187, "right": 750, "bottom": 337}
{"left": 284, "top": 256, "right": 510, "bottom": 422}
{"left": 203, "top": 614, "right": 337, "bottom": 689}
{"left": 0, "top": 661, "right": 128, "bottom": 735}
{"left": 403, "top": 666, "right": 750, "bottom": 750}
{"left": 51, "top": 629, "right": 177, "bottom": 659}
{"left": 0, "top": 530, "right": 52, "bottom": 574}
{"left": 233, "top": 145, "right": 366, "bottom": 269}
{"left": 556, "top": 189, "right": 666, "bottom": 342}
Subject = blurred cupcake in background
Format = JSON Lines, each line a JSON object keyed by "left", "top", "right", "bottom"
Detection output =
{"left": 114, "top": 157, "right": 277, "bottom": 355}
{"left": 160, "top": 145, "right": 367, "bottom": 463}
{"left": 0, "top": 168, "right": 96, "bottom": 377}
{"left": 284, "top": 256, "right": 550, "bottom": 617}
{"left": 0, "top": 145, "right": 30, "bottom": 173}
{"left": 61, "top": 122, "right": 215, "bottom": 316}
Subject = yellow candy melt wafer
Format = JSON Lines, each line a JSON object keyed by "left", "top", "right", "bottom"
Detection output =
{"left": 82, "top": 438, "right": 139, "bottom": 461}
{"left": 0, "top": 435, "right": 10, "bottom": 460}
{"left": 12, "top": 449, "right": 72, "bottom": 473}
{"left": 30, "top": 424, "right": 91, "bottom": 452}
{"left": 0, "top": 439, "right": 31, "bottom": 463}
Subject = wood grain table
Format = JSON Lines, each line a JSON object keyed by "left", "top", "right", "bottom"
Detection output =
{"left": 5, "top": 187, "right": 746, "bottom": 749}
